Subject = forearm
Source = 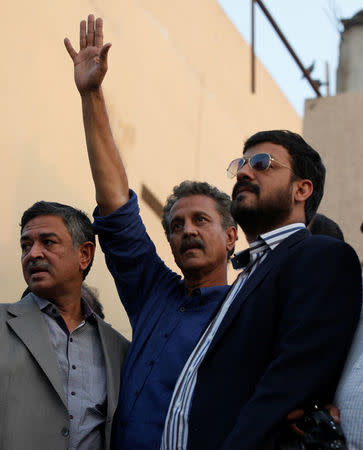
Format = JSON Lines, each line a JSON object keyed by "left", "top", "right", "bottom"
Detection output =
{"left": 81, "top": 88, "right": 129, "bottom": 215}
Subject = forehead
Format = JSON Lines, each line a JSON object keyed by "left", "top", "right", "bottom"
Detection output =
{"left": 21, "top": 215, "right": 70, "bottom": 238}
{"left": 244, "top": 142, "right": 291, "bottom": 165}
{"left": 170, "top": 195, "right": 219, "bottom": 219}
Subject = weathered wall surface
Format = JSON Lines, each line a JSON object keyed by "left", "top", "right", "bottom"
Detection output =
{"left": 1, "top": 0, "right": 301, "bottom": 337}
{"left": 304, "top": 92, "right": 362, "bottom": 260}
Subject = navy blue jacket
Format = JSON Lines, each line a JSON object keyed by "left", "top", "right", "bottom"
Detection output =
{"left": 187, "top": 229, "right": 362, "bottom": 450}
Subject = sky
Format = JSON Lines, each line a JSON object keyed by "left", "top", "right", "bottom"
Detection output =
{"left": 218, "top": 0, "right": 363, "bottom": 116}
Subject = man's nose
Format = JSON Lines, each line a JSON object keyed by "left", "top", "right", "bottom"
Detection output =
{"left": 236, "top": 160, "right": 255, "bottom": 181}
{"left": 27, "top": 242, "right": 44, "bottom": 259}
{"left": 183, "top": 220, "right": 198, "bottom": 236}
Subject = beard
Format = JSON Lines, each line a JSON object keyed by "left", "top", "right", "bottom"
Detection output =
{"left": 231, "top": 180, "right": 294, "bottom": 237}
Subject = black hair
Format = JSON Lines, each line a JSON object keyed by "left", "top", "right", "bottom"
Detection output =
{"left": 309, "top": 213, "right": 344, "bottom": 241}
{"left": 82, "top": 283, "right": 105, "bottom": 319}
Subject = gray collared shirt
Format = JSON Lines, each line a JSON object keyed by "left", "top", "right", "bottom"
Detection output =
{"left": 32, "top": 293, "right": 107, "bottom": 450}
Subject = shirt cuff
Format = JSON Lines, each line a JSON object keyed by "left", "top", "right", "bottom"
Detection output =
{"left": 92, "top": 189, "right": 139, "bottom": 233}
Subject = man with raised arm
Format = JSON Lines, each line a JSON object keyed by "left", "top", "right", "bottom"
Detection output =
{"left": 64, "top": 15, "right": 237, "bottom": 450}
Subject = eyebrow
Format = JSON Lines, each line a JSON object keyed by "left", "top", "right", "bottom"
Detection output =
{"left": 20, "top": 232, "right": 60, "bottom": 242}
{"left": 171, "top": 210, "right": 213, "bottom": 222}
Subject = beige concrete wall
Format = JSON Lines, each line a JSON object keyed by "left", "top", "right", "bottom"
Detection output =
{"left": 1, "top": 0, "right": 301, "bottom": 338}
{"left": 304, "top": 92, "right": 363, "bottom": 260}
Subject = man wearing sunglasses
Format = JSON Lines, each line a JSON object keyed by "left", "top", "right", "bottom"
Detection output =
{"left": 161, "top": 131, "right": 362, "bottom": 449}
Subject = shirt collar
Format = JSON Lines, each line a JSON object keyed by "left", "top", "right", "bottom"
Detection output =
{"left": 259, "top": 223, "right": 306, "bottom": 250}
{"left": 232, "top": 222, "right": 306, "bottom": 269}
{"left": 184, "top": 284, "right": 230, "bottom": 297}
{"left": 31, "top": 293, "right": 95, "bottom": 321}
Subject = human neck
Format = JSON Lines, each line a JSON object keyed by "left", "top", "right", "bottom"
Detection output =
{"left": 49, "top": 291, "right": 84, "bottom": 333}
{"left": 184, "top": 266, "right": 228, "bottom": 296}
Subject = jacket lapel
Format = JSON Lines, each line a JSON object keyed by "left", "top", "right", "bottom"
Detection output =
{"left": 206, "top": 229, "right": 309, "bottom": 355}
{"left": 6, "top": 295, "right": 67, "bottom": 407}
{"left": 97, "top": 318, "right": 125, "bottom": 419}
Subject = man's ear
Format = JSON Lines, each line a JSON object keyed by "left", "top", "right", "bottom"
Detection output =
{"left": 78, "top": 242, "right": 96, "bottom": 272}
{"left": 226, "top": 226, "right": 238, "bottom": 253}
{"left": 293, "top": 179, "right": 313, "bottom": 203}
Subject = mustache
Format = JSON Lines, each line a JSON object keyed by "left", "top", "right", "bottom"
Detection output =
{"left": 27, "top": 261, "right": 50, "bottom": 272}
{"left": 179, "top": 237, "right": 205, "bottom": 254}
{"left": 232, "top": 180, "right": 260, "bottom": 199}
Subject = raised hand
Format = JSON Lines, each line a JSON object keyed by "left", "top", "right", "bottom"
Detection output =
{"left": 64, "top": 14, "right": 111, "bottom": 94}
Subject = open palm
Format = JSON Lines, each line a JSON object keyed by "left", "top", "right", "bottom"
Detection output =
{"left": 64, "top": 15, "right": 111, "bottom": 94}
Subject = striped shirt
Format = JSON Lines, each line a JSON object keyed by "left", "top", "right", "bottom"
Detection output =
{"left": 161, "top": 223, "right": 306, "bottom": 450}
{"left": 334, "top": 276, "right": 363, "bottom": 450}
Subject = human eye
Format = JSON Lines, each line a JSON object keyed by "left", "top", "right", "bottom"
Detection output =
{"left": 43, "top": 239, "right": 55, "bottom": 246}
{"left": 195, "top": 215, "right": 208, "bottom": 224}
{"left": 171, "top": 222, "right": 183, "bottom": 233}
{"left": 21, "top": 242, "right": 31, "bottom": 252}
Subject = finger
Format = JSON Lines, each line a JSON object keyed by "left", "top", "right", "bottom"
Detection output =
{"left": 326, "top": 404, "right": 340, "bottom": 424}
{"left": 95, "top": 17, "right": 103, "bottom": 48}
{"left": 286, "top": 409, "right": 304, "bottom": 422}
{"left": 290, "top": 423, "right": 304, "bottom": 437}
{"left": 64, "top": 38, "right": 77, "bottom": 60}
{"left": 87, "top": 14, "right": 95, "bottom": 46}
{"left": 80, "top": 20, "right": 86, "bottom": 50}
{"left": 100, "top": 43, "right": 111, "bottom": 65}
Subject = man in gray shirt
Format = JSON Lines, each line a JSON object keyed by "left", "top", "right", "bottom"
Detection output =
{"left": 0, "top": 201, "right": 129, "bottom": 450}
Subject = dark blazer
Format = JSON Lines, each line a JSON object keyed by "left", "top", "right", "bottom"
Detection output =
{"left": 187, "top": 229, "right": 362, "bottom": 450}
{"left": 0, "top": 294, "right": 129, "bottom": 450}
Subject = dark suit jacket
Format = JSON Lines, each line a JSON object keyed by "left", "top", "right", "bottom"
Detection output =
{"left": 187, "top": 230, "right": 362, "bottom": 450}
{"left": 0, "top": 294, "right": 129, "bottom": 450}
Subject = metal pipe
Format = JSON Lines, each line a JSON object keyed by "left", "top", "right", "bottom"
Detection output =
{"left": 251, "top": 0, "right": 255, "bottom": 93}
{"left": 325, "top": 61, "right": 330, "bottom": 96}
{"left": 254, "top": 0, "right": 322, "bottom": 97}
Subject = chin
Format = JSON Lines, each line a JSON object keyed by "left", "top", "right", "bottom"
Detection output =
{"left": 179, "top": 258, "right": 205, "bottom": 274}
{"left": 28, "top": 282, "right": 54, "bottom": 299}
{"left": 231, "top": 201, "right": 256, "bottom": 222}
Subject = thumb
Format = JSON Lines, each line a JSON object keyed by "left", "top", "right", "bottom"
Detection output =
{"left": 100, "top": 43, "right": 112, "bottom": 65}
{"left": 325, "top": 404, "right": 340, "bottom": 424}
{"left": 64, "top": 38, "right": 77, "bottom": 61}
{"left": 286, "top": 409, "right": 304, "bottom": 422}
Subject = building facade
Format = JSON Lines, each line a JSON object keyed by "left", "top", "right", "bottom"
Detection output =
{"left": 1, "top": 0, "right": 301, "bottom": 336}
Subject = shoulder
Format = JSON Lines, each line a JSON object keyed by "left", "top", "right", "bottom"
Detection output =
{"left": 275, "top": 232, "right": 361, "bottom": 288}
{"left": 290, "top": 232, "right": 358, "bottom": 260}
{"left": 96, "top": 317, "right": 130, "bottom": 348}
{"left": 0, "top": 300, "right": 21, "bottom": 315}
{"left": 0, "top": 302, "right": 11, "bottom": 310}
{"left": 0, "top": 303, "right": 11, "bottom": 319}
{"left": 0, "top": 301, "right": 22, "bottom": 334}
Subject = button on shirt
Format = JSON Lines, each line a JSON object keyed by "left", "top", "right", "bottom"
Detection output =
{"left": 93, "top": 191, "right": 230, "bottom": 450}
{"left": 32, "top": 294, "right": 107, "bottom": 450}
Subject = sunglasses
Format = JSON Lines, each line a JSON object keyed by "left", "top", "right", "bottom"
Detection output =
{"left": 226, "top": 153, "right": 295, "bottom": 179}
